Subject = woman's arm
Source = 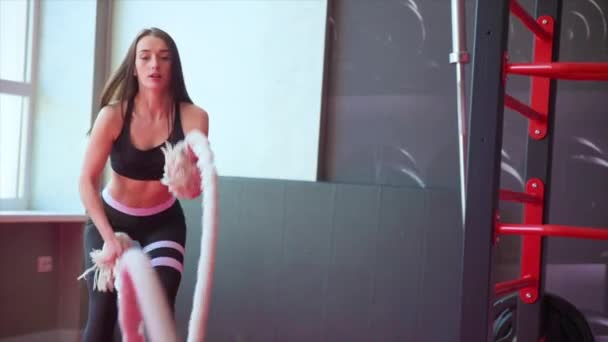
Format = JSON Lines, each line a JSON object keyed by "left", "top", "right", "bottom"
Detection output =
{"left": 180, "top": 104, "right": 210, "bottom": 198}
{"left": 79, "top": 105, "right": 122, "bottom": 245}
{"left": 182, "top": 104, "right": 209, "bottom": 158}
{"left": 181, "top": 103, "right": 209, "bottom": 137}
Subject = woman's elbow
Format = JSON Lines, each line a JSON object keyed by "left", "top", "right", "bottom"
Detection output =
{"left": 78, "top": 173, "right": 99, "bottom": 193}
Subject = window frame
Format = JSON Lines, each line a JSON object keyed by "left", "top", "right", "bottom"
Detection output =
{"left": 0, "top": 0, "right": 40, "bottom": 210}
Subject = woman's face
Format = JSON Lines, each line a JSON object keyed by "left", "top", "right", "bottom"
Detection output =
{"left": 134, "top": 35, "right": 172, "bottom": 91}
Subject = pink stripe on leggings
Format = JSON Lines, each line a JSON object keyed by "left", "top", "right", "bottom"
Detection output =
{"left": 150, "top": 257, "right": 184, "bottom": 273}
{"left": 102, "top": 188, "right": 176, "bottom": 216}
{"left": 142, "top": 240, "right": 186, "bottom": 256}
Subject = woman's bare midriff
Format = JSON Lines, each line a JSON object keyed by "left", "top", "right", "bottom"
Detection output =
{"left": 106, "top": 170, "right": 173, "bottom": 208}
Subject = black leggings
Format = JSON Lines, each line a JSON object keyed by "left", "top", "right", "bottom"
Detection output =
{"left": 81, "top": 198, "right": 186, "bottom": 342}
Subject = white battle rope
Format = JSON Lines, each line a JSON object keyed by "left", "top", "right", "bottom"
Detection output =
{"left": 79, "top": 129, "right": 218, "bottom": 342}
{"left": 182, "top": 130, "right": 219, "bottom": 342}
{"left": 117, "top": 250, "right": 179, "bottom": 342}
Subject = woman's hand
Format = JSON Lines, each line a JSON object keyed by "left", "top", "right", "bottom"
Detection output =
{"left": 100, "top": 235, "right": 127, "bottom": 263}
{"left": 161, "top": 141, "right": 203, "bottom": 199}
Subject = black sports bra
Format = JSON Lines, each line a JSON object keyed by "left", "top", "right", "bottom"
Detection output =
{"left": 110, "top": 99, "right": 185, "bottom": 180}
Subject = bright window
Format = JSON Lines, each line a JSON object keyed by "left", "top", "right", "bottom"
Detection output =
{"left": 0, "top": 0, "right": 36, "bottom": 209}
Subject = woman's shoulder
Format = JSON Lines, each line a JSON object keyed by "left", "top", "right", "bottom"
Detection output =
{"left": 94, "top": 101, "right": 127, "bottom": 138}
{"left": 179, "top": 102, "right": 208, "bottom": 117}
{"left": 100, "top": 100, "right": 129, "bottom": 118}
{"left": 179, "top": 102, "right": 209, "bottom": 135}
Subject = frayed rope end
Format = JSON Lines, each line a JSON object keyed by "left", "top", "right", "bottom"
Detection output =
{"left": 77, "top": 232, "right": 134, "bottom": 292}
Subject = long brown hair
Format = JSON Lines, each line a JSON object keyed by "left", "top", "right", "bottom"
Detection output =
{"left": 92, "top": 28, "right": 192, "bottom": 132}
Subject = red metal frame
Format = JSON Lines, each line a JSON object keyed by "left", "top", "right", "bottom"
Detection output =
{"left": 498, "top": 224, "right": 608, "bottom": 240}
{"left": 495, "top": 275, "right": 535, "bottom": 297}
{"left": 521, "top": 12, "right": 554, "bottom": 342}
{"left": 494, "top": 17, "right": 554, "bottom": 304}
{"left": 499, "top": 189, "right": 541, "bottom": 204}
{"left": 496, "top": 12, "right": 608, "bottom": 303}
{"left": 502, "top": 16, "right": 554, "bottom": 139}
{"left": 507, "top": 62, "right": 608, "bottom": 80}
{"left": 509, "top": 0, "right": 550, "bottom": 41}
{"left": 494, "top": 179, "right": 545, "bottom": 303}
{"left": 496, "top": 2, "right": 608, "bottom": 341}
{"left": 504, "top": 94, "right": 545, "bottom": 123}
{"left": 528, "top": 16, "right": 553, "bottom": 140}
{"left": 520, "top": 178, "right": 544, "bottom": 304}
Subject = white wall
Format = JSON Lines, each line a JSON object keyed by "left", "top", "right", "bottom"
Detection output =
{"left": 29, "top": 1, "right": 97, "bottom": 211}
{"left": 111, "top": 0, "right": 328, "bottom": 181}
{"left": 26, "top": 0, "right": 327, "bottom": 211}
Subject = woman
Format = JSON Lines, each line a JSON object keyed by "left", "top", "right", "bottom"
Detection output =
{"left": 79, "top": 27, "right": 208, "bottom": 341}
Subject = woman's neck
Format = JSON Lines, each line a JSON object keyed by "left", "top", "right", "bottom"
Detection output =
{"left": 134, "top": 90, "right": 172, "bottom": 120}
